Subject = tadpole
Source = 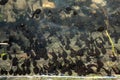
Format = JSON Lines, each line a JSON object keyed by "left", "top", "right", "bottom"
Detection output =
{"left": 32, "top": 9, "right": 41, "bottom": 18}
{"left": 26, "top": 67, "right": 31, "bottom": 74}
{"left": 0, "top": 0, "right": 8, "bottom": 5}
{"left": 2, "top": 55, "right": 7, "bottom": 60}
{"left": 9, "top": 69, "right": 13, "bottom": 75}
{"left": 65, "top": 6, "right": 72, "bottom": 14}
{"left": 33, "top": 66, "right": 39, "bottom": 74}
{"left": 12, "top": 57, "right": 18, "bottom": 66}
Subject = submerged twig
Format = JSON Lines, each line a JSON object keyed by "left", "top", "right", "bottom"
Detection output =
{"left": 0, "top": 43, "right": 9, "bottom": 46}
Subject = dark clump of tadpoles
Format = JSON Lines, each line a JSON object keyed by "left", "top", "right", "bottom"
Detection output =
{"left": 0, "top": 0, "right": 8, "bottom": 5}
{"left": 0, "top": 3, "right": 120, "bottom": 76}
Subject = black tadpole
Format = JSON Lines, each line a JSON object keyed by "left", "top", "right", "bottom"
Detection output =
{"left": 20, "top": 23, "right": 25, "bottom": 28}
{"left": 2, "top": 55, "right": 7, "bottom": 60}
{"left": 96, "top": 27, "right": 106, "bottom": 32}
{"left": 9, "top": 69, "right": 13, "bottom": 75}
{"left": 12, "top": 57, "right": 18, "bottom": 66}
{"left": 65, "top": 6, "right": 72, "bottom": 14}
{"left": 66, "top": 6, "right": 72, "bottom": 12}
{"left": 73, "top": 10, "right": 78, "bottom": 16}
{"left": 0, "top": 0, "right": 8, "bottom": 5}
{"left": 32, "top": 9, "right": 41, "bottom": 18}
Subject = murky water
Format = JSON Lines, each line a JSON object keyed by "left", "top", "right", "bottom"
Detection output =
{"left": 0, "top": 0, "right": 120, "bottom": 79}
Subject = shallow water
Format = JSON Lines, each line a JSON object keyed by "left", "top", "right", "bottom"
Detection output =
{"left": 0, "top": 0, "right": 120, "bottom": 79}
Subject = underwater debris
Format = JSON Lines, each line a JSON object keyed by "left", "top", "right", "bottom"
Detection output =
{"left": 0, "top": 43, "right": 9, "bottom": 46}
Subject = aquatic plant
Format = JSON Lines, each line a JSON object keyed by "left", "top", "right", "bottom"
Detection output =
{"left": 0, "top": 48, "right": 7, "bottom": 59}
{"left": 97, "top": 4, "right": 117, "bottom": 57}
{"left": 104, "top": 14, "right": 117, "bottom": 57}
{"left": 0, "top": 14, "right": 4, "bottom": 21}
{"left": 105, "top": 30, "right": 117, "bottom": 57}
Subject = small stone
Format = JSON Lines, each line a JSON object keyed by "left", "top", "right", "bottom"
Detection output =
{"left": 42, "top": 0, "right": 55, "bottom": 8}
{"left": 14, "top": 0, "right": 27, "bottom": 10}
{"left": 92, "top": 0, "right": 106, "bottom": 6}
{"left": 90, "top": 3, "right": 99, "bottom": 9}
